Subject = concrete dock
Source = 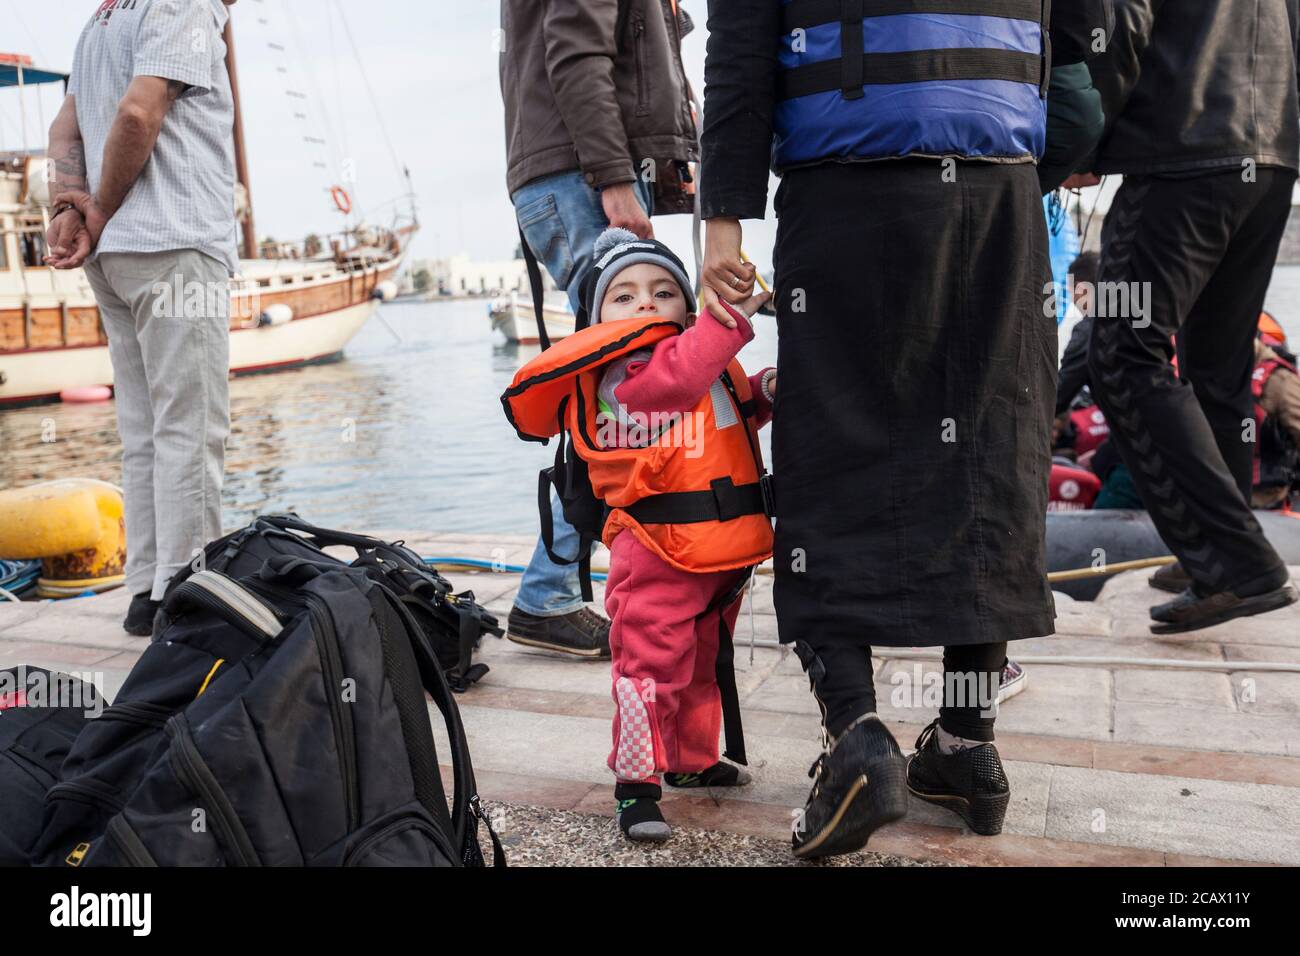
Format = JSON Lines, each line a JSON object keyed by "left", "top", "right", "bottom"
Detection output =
{"left": 2, "top": 531, "right": 1298, "bottom": 867}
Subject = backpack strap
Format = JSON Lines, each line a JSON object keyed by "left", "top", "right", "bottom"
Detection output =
{"left": 257, "top": 514, "right": 389, "bottom": 555}
{"left": 518, "top": 225, "right": 552, "bottom": 351}
{"left": 384, "top": 590, "right": 506, "bottom": 867}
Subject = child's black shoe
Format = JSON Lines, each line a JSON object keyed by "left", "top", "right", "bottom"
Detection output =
{"left": 664, "top": 762, "right": 751, "bottom": 788}
{"left": 615, "top": 782, "right": 671, "bottom": 843}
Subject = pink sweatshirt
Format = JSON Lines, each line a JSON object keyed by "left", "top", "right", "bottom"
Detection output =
{"left": 598, "top": 302, "right": 774, "bottom": 439}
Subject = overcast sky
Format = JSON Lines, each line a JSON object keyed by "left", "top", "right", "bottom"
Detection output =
{"left": 1, "top": 0, "right": 781, "bottom": 272}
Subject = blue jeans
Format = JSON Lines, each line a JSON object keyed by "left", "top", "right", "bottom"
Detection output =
{"left": 510, "top": 171, "right": 653, "bottom": 616}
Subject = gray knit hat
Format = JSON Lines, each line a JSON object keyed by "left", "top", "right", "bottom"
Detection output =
{"left": 580, "top": 227, "right": 696, "bottom": 324}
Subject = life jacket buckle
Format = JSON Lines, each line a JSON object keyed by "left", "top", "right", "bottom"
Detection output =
{"left": 760, "top": 473, "right": 776, "bottom": 519}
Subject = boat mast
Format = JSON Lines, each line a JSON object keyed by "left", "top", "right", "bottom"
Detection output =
{"left": 223, "top": 17, "right": 257, "bottom": 261}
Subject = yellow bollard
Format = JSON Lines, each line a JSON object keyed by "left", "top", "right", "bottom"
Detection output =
{"left": 0, "top": 479, "right": 126, "bottom": 597}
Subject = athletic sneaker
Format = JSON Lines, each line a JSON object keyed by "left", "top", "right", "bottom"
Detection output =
{"left": 906, "top": 719, "right": 1010, "bottom": 836}
{"left": 123, "top": 592, "right": 160, "bottom": 637}
{"left": 506, "top": 605, "right": 611, "bottom": 658}
{"left": 997, "top": 659, "right": 1027, "bottom": 704}
{"left": 792, "top": 714, "right": 908, "bottom": 860}
{"left": 664, "top": 762, "right": 751, "bottom": 788}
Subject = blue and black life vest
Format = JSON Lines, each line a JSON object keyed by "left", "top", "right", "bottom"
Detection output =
{"left": 773, "top": 0, "right": 1051, "bottom": 170}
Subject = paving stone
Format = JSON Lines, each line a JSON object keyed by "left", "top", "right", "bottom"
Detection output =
{"left": 1014, "top": 633, "right": 1225, "bottom": 662}
{"left": 0, "top": 602, "right": 46, "bottom": 633}
{"left": 1114, "top": 669, "right": 1237, "bottom": 711}
{"left": 1231, "top": 670, "right": 1300, "bottom": 718}
{"left": 1044, "top": 766, "right": 1300, "bottom": 865}
{"left": 0, "top": 641, "right": 124, "bottom": 668}
{"left": 1052, "top": 605, "right": 1113, "bottom": 637}
{"left": 1114, "top": 703, "right": 1298, "bottom": 757}
{"left": 1223, "top": 643, "right": 1300, "bottom": 664}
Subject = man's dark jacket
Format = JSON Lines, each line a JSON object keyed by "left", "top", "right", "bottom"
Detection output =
{"left": 499, "top": 0, "right": 697, "bottom": 195}
{"left": 1090, "top": 0, "right": 1300, "bottom": 174}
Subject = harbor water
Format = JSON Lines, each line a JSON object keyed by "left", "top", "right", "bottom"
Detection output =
{"left": 5, "top": 266, "right": 1300, "bottom": 537}
{"left": 0, "top": 297, "right": 778, "bottom": 535}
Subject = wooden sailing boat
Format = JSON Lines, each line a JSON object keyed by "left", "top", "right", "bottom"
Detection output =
{"left": 0, "top": 17, "right": 416, "bottom": 407}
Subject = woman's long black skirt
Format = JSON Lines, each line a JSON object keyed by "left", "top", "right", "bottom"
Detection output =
{"left": 770, "top": 160, "right": 1057, "bottom": 648}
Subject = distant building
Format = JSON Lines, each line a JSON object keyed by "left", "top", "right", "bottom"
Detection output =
{"left": 401, "top": 253, "right": 557, "bottom": 297}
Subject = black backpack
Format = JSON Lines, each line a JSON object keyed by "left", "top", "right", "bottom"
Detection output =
{"left": 35, "top": 520, "right": 504, "bottom": 867}
{"left": 0, "top": 668, "right": 100, "bottom": 866}
{"left": 168, "top": 515, "right": 502, "bottom": 690}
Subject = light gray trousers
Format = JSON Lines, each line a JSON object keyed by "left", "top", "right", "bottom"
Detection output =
{"left": 84, "top": 249, "right": 230, "bottom": 600}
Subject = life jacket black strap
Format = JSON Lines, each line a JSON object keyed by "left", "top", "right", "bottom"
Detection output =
{"left": 716, "top": 611, "right": 747, "bottom": 766}
{"left": 624, "top": 477, "right": 767, "bottom": 525}
{"left": 713, "top": 570, "right": 756, "bottom": 766}
{"left": 840, "top": 0, "right": 865, "bottom": 99}
{"left": 778, "top": 47, "right": 1043, "bottom": 100}
{"left": 782, "top": 0, "right": 1044, "bottom": 31}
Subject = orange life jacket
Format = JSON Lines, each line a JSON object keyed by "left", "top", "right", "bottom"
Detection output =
{"left": 502, "top": 315, "right": 774, "bottom": 574}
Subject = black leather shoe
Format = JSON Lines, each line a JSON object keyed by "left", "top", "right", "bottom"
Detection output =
{"left": 506, "top": 605, "right": 611, "bottom": 658}
{"left": 1150, "top": 582, "right": 1297, "bottom": 634}
{"left": 907, "top": 720, "right": 1010, "bottom": 836}
{"left": 792, "top": 714, "right": 907, "bottom": 860}
{"left": 123, "top": 592, "right": 161, "bottom": 637}
{"left": 1149, "top": 561, "right": 1191, "bottom": 594}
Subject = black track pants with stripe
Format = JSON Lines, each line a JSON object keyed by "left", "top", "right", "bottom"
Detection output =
{"left": 1088, "top": 168, "right": 1295, "bottom": 596}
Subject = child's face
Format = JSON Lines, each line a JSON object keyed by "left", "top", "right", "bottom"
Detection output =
{"left": 600, "top": 263, "right": 690, "bottom": 326}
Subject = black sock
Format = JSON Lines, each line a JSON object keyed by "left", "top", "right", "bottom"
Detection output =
{"left": 614, "top": 782, "right": 668, "bottom": 841}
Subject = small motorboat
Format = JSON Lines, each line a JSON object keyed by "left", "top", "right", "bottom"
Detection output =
{"left": 489, "top": 291, "right": 576, "bottom": 345}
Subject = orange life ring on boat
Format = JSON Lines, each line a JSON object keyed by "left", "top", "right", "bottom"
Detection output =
{"left": 330, "top": 185, "right": 352, "bottom": 215}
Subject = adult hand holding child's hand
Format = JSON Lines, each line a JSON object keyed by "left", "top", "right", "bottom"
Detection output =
{"left": 701, "top": 217, "right": 760, "bottom": 327}
{"left": 703, "top": 289, "right": 770, "bottom": 329}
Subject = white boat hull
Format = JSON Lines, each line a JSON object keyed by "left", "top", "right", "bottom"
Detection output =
{"left": 490, "top": 293, "right": 575, "bottom": 345}
{"left": 0, "top": 299, "right": 379, "bottom": 404}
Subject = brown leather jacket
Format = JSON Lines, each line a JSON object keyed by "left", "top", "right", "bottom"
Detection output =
{"left": 499, "top": 0, "right": 698, "bottom": 199}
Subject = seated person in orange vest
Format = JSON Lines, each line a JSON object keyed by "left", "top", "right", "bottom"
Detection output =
{"left": 503, "top": 228, "right": 775, "bottom": 843}
{"left": 1252, "top": 315, "right": 1300, "bottom": 510}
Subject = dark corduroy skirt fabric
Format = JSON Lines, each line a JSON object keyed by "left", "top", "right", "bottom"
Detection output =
{"left": 770, "top": 159, "right": 1057, "bottom": 647}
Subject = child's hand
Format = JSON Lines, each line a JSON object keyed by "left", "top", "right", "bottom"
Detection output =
{"left": 705, "top": 290, "right": 771, "bottom": 330}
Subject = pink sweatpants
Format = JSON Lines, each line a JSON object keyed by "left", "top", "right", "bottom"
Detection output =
{"left": 604, "top": 531, "right": 747, "bottom": 787}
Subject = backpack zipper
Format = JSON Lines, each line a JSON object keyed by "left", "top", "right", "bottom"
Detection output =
{"left": 342, "top": 814, "right": 453, "bottom": 866}
{"left": 46, "top": 778, "right": 125, "bottom": 814}
{"left": 306, "top": 593, "right": 359, "bottom": 831}
{"left": 166, "top": 715, "right": 261, "bottom": 866}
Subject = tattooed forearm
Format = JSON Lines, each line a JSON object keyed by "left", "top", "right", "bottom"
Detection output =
{"left": 47, "top": 95, "right": 89, "bottom": 192}
{"left": 52, "top": 141, "right": 89, "bottom": 192}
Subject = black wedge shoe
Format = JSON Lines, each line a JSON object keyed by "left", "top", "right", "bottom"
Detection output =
{"left": 906, "top": 720, "right": 1010, "bottom": 836}
{"left": 792, "top": 714, "right": 908, "bottom": 860}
